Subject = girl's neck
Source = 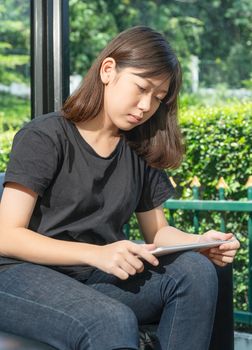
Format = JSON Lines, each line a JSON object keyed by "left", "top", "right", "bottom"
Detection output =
{"left": 74, "top": 114, "right": 121, "bottom": 158}
{"left": 76, "top": 112, "right": 119, "bottom": 141}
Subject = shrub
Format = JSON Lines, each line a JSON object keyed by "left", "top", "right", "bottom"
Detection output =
{"left": 177, "top": 101, "right": 252, "bottom": 198}
{"left": 0, "top": 93, "right": 29, "bottom": 172}
{"left": 0, "top": 130, "right": 15, "bottom": 172}
{"left": 174, "top": 102, "right": 252, "bottom": 316}
{"left": 0, "top": 92, "right": 30, "bottom": 131}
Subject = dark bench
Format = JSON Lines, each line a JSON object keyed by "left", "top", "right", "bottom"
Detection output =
{"left": 0, "top": 172, "right": 234, "bottom": 349}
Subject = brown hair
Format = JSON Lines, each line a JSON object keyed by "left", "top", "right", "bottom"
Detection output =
{"left": 62, "top": 26, "right": 183, "bottom": 169}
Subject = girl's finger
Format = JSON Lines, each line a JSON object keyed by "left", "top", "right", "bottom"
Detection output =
{"left": 125, "top": 253, "right": 144, "bottom": 272}
{"left": 130, "top": 245, "right": 159, "bottom": 266}
{"left": 112, "top": 266, "right": 129, "bottom": 280}
{"left": 209, "top": 249, "right": 237, "bottom": 257}
{"left": 219, "top": 239, "right": 240, "bottom": 251}
{"left": 119, "top": 260, "right": 137, "bottom": 276}
{"left": 210, "top": 257, "right": 228, "bottom": 267}
{"left": 209, "top": 253, "right": 234, "bottom": 264}
{"left": 141, "top": 243, "right": 156, "bottom": 251}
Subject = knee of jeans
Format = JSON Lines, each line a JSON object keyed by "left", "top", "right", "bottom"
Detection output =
{"left": 108, "top": 302, "right": 138, "bottom": 333}
{"left": 178, "top": 251, "right": 218, "bottom": 296}
{"left": 72, "top": 303, "right": 138, "bottom": 350}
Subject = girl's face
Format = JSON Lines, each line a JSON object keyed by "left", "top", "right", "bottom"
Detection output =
{"left": 101, "top": 59, "right": 169, "bottom": 132}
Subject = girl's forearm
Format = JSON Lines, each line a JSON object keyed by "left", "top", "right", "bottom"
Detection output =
{"left": 0, "top": 227, "right": 98, "bottom": 266}
{"left": 153, "top": 226, "right": 200, "bottom": 247}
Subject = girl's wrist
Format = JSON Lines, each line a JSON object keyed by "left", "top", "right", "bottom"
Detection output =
{"left": 76, "top": 243, "right": 101, "bottom": 267}
{"left": 190, "top": 233, "right": 202, "bottom": 244}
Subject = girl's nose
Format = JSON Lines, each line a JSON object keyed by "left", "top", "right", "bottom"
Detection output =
{"left": 137, "top": 94, "right": 152, "bottom": 112}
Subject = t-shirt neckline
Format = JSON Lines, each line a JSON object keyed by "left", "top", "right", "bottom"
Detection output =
{"left": 69, "top": 121, "right": 123, "bottom": 160}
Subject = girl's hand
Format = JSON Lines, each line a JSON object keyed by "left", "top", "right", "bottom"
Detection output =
{"left": 93, "top": 240, "right": 159, "bottom": 280}
{"left": 199, "top": 230, "right": 240, "bottom": 267}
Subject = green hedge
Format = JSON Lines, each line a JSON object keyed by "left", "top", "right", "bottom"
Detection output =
{"left": 0, "top": 92, "right": 30, "bottom": 131}
{"left": 0, "top": 130, "right": 15, "bottom": 172}
{"left": 177, "top": 101, "right": 252, "bottom": 198}
{"left": 0, "top": 92, "right": 30, "bottom": 171}
{"left": 175, "top": 101, "right": 252, "bottom": 315}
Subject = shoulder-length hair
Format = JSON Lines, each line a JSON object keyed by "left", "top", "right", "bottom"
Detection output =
{"left": 62, "top": 26, "right": 183, "bottom": 169}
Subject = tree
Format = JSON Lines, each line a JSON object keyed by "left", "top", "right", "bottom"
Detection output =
{"left": 0, "top": 0, "right": 30, "bottom": 85}
{"left": 69, "top": 0, "right": 252, "bottom": 89}
{"left": 69, "top": 0, "right": 203, "bottom": 90}
{"left": 69, "top": 0, "right": 117, "bottom": 75}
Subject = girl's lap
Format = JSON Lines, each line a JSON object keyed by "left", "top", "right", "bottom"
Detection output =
{"left": 0, "top": 251, "right": 217, "bottom": 327}
{"left": 0, "top": 262, "right": 139, "bottom": 349}
{"left": 86, "top": 251, "right": 217, "bottom": 323}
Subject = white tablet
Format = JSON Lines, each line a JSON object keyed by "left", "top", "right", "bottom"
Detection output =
{"left": 150, "top": 239, "right": 235, "bottom": 257}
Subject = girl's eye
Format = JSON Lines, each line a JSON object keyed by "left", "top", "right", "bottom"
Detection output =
{"left": 137, "top": 85, "right": 146, "bottom": 92}
{"left": 155, "top": 96, "right": 163, "bottom": 104}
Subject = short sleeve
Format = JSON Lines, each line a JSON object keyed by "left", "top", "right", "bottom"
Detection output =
{"left": 135, "top": 167, "right": 175, "bottom": 212}
{"left": 4, "top": 127, "right": 60, "bottom": 196}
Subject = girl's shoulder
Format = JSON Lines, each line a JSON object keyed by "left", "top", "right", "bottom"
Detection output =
{"left": 16, "top": 112, "right": 73, "bottom": 146}
{"left": 22, "top": 111, "right": 69, "bottom": 133}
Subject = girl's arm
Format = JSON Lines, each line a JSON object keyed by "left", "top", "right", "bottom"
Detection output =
{"left": 0, "top": 183, "right": 102, "bottom": 266}
{"left": 136, "top": 206, "right": 240, "bottom": 266}
{"left": 136, "top": 206, "right": 199, "bottom": 245}
{"left": 0, "top": 183, "right": 158, "bottom": 279}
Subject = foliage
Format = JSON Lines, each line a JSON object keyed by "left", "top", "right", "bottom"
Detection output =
{"left": 0, "top": 92, "right": 30, "bottom": 172}
{"left": 0, "top": 130, "right": 15, "bottom": 172}
{"left": 175, "top": 102, "right": 252, "bottom": 195}
{"left": 0, "top": 92, "right": 30, "bottom": 130}
{"left": 187, "top": 0, "right": 252, "bottom": 88}
{"left": 242, "top": 73, "right": 252, "bottom": 90}
{"left": 69, "top": 0, "right": 117, "bottom": 74}
{"left": 69, "top": 0, "right": 203, "bottom": 90}
{"left": 171, "top": 102, "right": 252, "bottom": 313}
{"left": 0, "top": 0, "right": 29, "bottom": 85}
{"left": 0, "top": 0, "right": 251, "bottom": 89}
{"left": 68, "top": 0, "right": 252, "bottom": 90}
{"left": 174, "top": 102, "right": 252, "bottom": 313}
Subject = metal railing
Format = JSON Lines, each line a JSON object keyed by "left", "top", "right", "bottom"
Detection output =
{"left": 163, "top": 176, "right": 252, "bottom": 325}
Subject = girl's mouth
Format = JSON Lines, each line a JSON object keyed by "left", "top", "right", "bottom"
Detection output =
{"left": 127, "top": 114, "right": 142, "bottom": 124}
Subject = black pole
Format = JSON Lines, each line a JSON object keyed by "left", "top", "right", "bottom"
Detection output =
{"left": 30, "top": 0, "right": 69, "bottom": 118}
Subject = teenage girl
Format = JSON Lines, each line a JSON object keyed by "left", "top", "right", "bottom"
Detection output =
{"left": 0, "top": 26, "right": 239, "bottom": 350}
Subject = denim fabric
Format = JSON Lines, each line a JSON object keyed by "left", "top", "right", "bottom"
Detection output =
{"left": 0, "top": 251, "right": 217, "bottom": 350}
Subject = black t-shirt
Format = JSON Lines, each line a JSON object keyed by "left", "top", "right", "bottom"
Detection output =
{"left": 2, "top": 112, "right": 174, "bottom": 272}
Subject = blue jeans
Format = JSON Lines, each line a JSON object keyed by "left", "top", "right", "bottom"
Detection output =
{"left": 0, "top": 251, "right": 217, "bottom": 350}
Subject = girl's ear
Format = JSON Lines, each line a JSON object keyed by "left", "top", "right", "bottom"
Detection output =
{"left": 100, "top": 57, "right": 116, "bottom": 84}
